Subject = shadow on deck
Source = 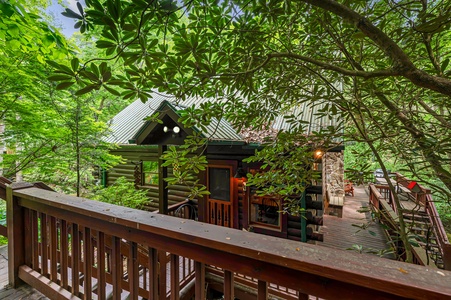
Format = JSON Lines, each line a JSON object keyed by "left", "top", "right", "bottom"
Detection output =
{"left": 0, "top": 246, "right": 48, "bottom": 299}
{"left": 319, "top": 185, "right": 394, "bottom": 257}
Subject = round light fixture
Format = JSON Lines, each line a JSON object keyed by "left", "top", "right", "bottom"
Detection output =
{"left": 163, "top": 126, "right": 169, "bottom": 133}
{"left": 173, "top": 126, "right": 180, "bottom": 134}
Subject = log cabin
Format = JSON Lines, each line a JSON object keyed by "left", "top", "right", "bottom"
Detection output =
{"left": 103, "top": 92, "right": 345, "bottom": 243}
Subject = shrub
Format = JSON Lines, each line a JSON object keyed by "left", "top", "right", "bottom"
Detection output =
{"left": 91, "top": 177, "right": 149, "bottom": 209}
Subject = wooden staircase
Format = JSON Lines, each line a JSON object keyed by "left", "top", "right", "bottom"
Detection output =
{"left": 369, "top": 175, "right": 451, "bottom": 270}
{"left": 402, "top": 210, "right": 445, "bottom": 269}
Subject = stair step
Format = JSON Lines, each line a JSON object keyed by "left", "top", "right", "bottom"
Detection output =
{"left": 402, "top": 213, "right": 429, "bottom": 221}
{"left": 417, "top": 241, "right": 440, "bottom": 248}
{"left": 404, "top": 219, "right": 430, "bottom": 225}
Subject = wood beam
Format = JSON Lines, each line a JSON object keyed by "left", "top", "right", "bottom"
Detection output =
{"left": 158, "top": 145, "right": 168, "bottom": 215}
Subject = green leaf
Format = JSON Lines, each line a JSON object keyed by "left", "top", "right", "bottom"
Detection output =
{"left": 61, "top": 8, "right": 82, "bottom": 20}
{"left": 48, "top": 74, "right": 74, "bottom": 81}
{"left": 102, "top": 71, "right": 112, "bottom": 82}
{"left": 104, "top": 84, "right": 121, "bottom": 96}
{"left": 75, "top": 84, "right": 97, "bottom": 95}
{"left": 441, "top": 58, "right": 449, "bottom": 72}
{"left": 56, "top": 81, "right": 75, "bottom": 90}
{"left": 71, "top": 58, "right": 79, "bottom": 72}
{"left": 76, "top": 2, "right": 84, "bottom": 16}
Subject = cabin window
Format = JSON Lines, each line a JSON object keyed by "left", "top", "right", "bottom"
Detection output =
{"left": 142, "top": 161, "right": 159, "bottom": 185}
{"left": 250, "top": 194, "right": 281, "bottom": 229}
{"left": 208, "top": 167, "right": 231, "bottom": 201}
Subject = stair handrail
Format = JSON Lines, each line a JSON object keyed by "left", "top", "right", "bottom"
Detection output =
{"left": 425, "top": 193, "right": 451, "bottom": 270}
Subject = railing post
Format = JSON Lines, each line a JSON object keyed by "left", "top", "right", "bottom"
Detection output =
{"left": 195, "top": 261, "right": 205, "bottom": 299}
{"left": 7, "top": 185, "right": 25, "bottom": 288}
{"left": 224, "top": 270, "right": 234, "bottom": 300}
{"left": 257, "top": 280, "right": 267, "bottom": 300}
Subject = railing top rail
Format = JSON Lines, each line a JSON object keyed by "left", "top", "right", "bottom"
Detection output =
{"left": 394, "top": 173, "right": 432, "bottom": 194}
{"left": 12, "top": 187, "right": 451, "bottom": 299}
{"left": 426, "top": 194, "right": 450, "bottom": 246}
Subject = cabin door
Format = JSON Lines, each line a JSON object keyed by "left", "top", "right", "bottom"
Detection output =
{"left": 207, "top": 165, "right": 234, "bottom": 228}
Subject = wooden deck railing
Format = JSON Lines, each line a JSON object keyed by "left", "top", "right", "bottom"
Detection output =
{"left": 369, "top": 182, "right": 451, "bottom": 270}
{"left": 5, "top": 185, "right": 451, "bottom": 299}
{"left": 425, "top": 193, "right": 451, "bottom": 270}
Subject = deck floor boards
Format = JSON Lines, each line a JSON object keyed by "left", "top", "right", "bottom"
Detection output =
{"left": 319, "top": 185, "right": 394, "bottom": 257}
{"left": 0, "top": 245, "right": 49, "bottom": 299}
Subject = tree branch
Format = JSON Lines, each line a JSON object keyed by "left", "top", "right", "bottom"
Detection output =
{"left": 219, "top": 52, "right": 398, "bottom": 78}
{"left": 301, "top": 0, "right": 451, "bottom": 97}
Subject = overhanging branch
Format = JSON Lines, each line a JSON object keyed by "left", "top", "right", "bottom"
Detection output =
{"left": 219, "top": 52, "right": 398, "bottom": 78}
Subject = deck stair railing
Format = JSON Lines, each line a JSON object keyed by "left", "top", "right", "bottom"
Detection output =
{"left": 3, "top": 184, "right": 451, "bottom": 299}
{"left": 369, "top": 176, "right": 451, "bottom": 270}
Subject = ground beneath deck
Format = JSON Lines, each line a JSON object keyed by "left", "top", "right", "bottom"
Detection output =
{"left": 0, "top": 245, "right": 48, "bottom": 300}
{"left": 319, "top": 185, "right": 394, "bottom": 257}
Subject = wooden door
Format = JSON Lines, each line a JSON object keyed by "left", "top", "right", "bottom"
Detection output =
{"left": 207, "top": 165, "right": 234, "bottom": 228}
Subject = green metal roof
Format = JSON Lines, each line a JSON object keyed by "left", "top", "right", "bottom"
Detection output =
{"left": 105, "top": 91, "right": 342, "bottom": 145}
{"left": 104, "top": 92, "right": 243, "bottom": 144}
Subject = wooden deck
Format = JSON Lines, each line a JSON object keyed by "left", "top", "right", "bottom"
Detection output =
{"left": 319, "top": 185, "right": 394, "bottom": 257}
{"left": 0, "top": 246, "right": 48, "bottom": 299}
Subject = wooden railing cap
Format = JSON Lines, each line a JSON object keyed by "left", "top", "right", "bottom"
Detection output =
{"left": 12, "top": 187, "right": 451, "bottom": 299}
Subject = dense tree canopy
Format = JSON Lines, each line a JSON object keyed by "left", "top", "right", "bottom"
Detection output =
{"left": 54, "top": 0, "right": 451, "bottom": 195}
{"left": 0, "top": 0, "right": 124, "bottom": 194}
{"left": 49, "top": 0, "right": 451, "bottom": 262}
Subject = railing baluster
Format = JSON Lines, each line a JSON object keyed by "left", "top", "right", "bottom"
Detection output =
{"left": 158, "top": 250, "right": 167, "bottom": 300}
{"left": 195, "top": 261, "right": 205, "bottom": 299}
{"left": 128, "top": 241, "right": 139, "bottom": 300}
{"left": 224, "top": 270, "right": 234, "bottom": 300}
{"left": 72, "top": 223, "right": 80, "bottom": 297}
{"left": 257, "top": 280, "right": 267, "bottom": 300}
{"left": 31, "top": 210, "right": 39, "bottom": 272}
{"left": 84, "top": 227, "right": 92, "bottom": 299}
{"left": 40, "top": 213, "right": 48, "bottom": 277}
{"left": 148, "top": 247, "right": 158, "bottom": 300}
{"left": 49, "top": 216, "right": 58, "bottom": 282}
{"left": 97, "top": 231, "right": 106, "bottom": 300}
{"left": 60, "top": 219, "right": 68, "bottom": 290}
{"left": 112, "top": 236, "right": 122, "bottom": 299}
{"left": 170, "top": 254, "right": 179, "bottom": 300}
{"left": 24, "top": 209, "right": 32, "bottom": 266}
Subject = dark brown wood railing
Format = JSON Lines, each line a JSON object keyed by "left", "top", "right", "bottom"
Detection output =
{"left": 6, "top": 185, "right": 451, "bottom": 299}
{"left": 369, "top": 182, "right": 451, "bottom": 270}
{"left": 425, "top": 193, "right": 451, "bottom": 270}
{"left": 394, "top": 174, "right": 451, "bottom": 270}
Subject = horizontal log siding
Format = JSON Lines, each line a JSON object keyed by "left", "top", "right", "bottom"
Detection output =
{"left": 287, "top": 194, "right": 324, "bottom": 242}
{"left": 108, "top": 146, "right": 192, "bottom": 211}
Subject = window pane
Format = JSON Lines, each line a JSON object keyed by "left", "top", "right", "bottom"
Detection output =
{"left": 143, "top": 161, "right": 159, "bottom": 185}
{"left": 209, "top": 167, "right": 230, "bottom": 201}
{"left": 250, "top": 195, "right": 280, "bottom": 227}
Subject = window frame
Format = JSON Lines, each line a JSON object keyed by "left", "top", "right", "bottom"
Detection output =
{"left": 141, "top": 160, "right": 159, "bottom": 186}
{"left": 249, "top": 193, "right": 283, "bottom": 231}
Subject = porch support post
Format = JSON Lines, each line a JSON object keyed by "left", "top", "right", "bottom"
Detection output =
{"left": 300, "top": 191, "right": 307, "bottom": 243}
{"left": 7, "top": 185, "right": 25, "bottom": 287}
{"left": 158, "top": 145, "right": 168, "bottom": 215}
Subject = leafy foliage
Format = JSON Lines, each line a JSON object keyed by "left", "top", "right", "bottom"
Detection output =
{"left": 1, "top": 1, "right": 129, "bottom": 195}
{"left": 49, "top": 0, "right": 451, "bottom": 261}
{"left": 91, "top": 176, "right": 149, "bottom": 209}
